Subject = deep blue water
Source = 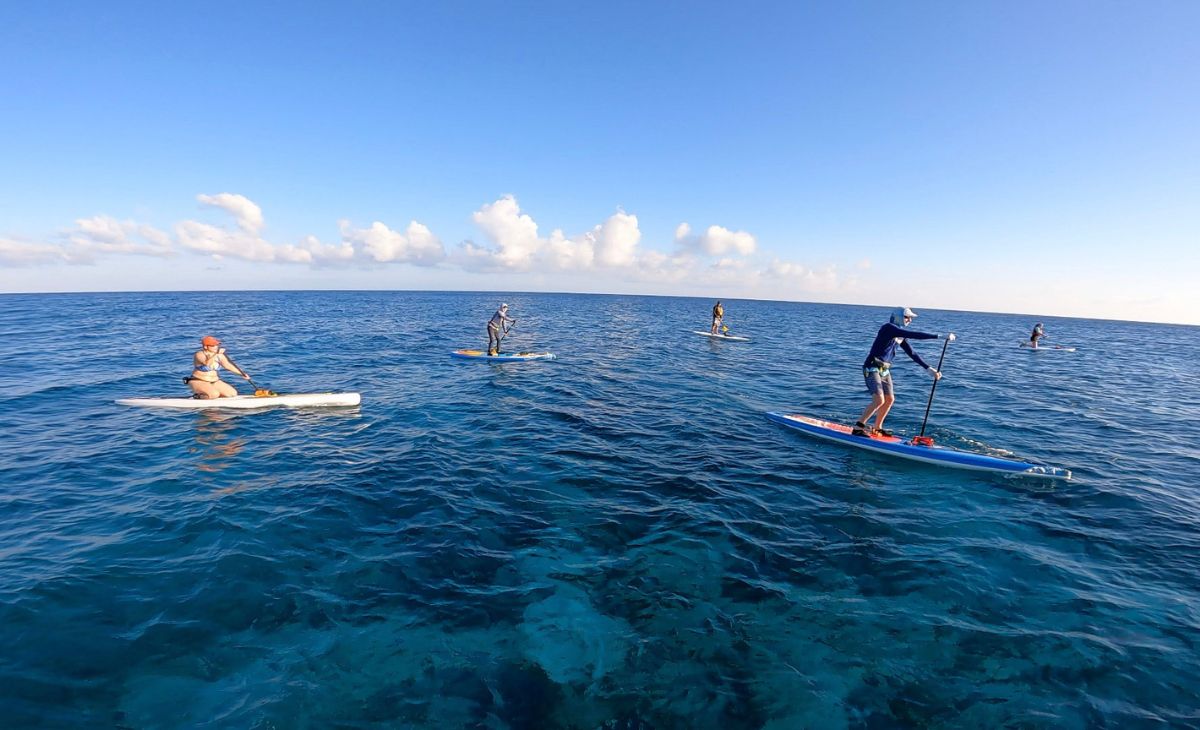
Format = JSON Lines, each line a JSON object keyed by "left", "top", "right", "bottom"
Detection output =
{"left": 1, "top": 291, "right": 1198, "bottom": 728}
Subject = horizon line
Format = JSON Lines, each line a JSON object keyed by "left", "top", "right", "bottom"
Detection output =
{"left": 2, "top": 286, "right": 1194, "bottom": 327}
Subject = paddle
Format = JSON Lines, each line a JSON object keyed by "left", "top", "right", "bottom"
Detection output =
{"left": 912, "top": 336, "right": 951, "bottom": 446}
{"left": 223, "top": 351, "right": 276, "bottom": 396}
{"left": 497, "top": 319, "right": 517, "bottom": 353}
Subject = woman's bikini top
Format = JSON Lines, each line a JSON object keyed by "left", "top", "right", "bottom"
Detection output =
{"left": 194, "top": 353, "right": 221, "bottom": 373}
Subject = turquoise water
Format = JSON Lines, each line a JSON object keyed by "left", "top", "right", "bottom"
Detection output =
{"left": 1, "top": 291, "right": 1198, "bottom": 728}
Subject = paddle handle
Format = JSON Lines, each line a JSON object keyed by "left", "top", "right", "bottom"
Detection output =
{"left": 917, "top": 337, "right": 951, "bottom": 439}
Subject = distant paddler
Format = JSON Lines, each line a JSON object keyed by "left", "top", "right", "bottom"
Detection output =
{"left": 488, "top": 303, "right": 517, "bottom": 356}
{"left": 185, "top": 335, "right": 252, "bottom": 399}
{"left": 711, "top": 300, "right": 725, "bottom": 334}
{"left": 853, "top": 307, "right": 955, "bottom": 437}
{"left": 1029, "top": 322, "right": 1046, "bottom": 349}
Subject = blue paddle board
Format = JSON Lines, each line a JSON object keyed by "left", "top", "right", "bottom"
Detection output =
{"left": 451, "top": 349, "right": 556, "bottom": 361}
{"left": 766, "top": 412, "right": 1070, "bottom": 479}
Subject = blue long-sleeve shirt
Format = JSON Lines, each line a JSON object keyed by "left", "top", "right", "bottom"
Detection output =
{"left": 862, "top": 322, "right": 939, "bottom": 370}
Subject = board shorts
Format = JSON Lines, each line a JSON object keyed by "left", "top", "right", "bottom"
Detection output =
{"left": 864, "top": 368, "right": 893, "bottom": 397}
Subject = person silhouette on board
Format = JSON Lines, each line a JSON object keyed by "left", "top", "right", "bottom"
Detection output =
{"left": 488, "top": 303, "right": 517, "bottom": 356}
{"left": 1029, "top": 322, "right": 1047, "bottom": 349}
{"left": 711, "top": 301, "right": 725, "bottom": 334}
{"left": 185, "top": 336, "right": 251, "bottom": 399}
{"left": 853, "top": 307, "right": 954, "bottom": 437}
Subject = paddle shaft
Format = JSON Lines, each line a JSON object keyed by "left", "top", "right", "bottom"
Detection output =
{"left": 222, "top": 353, "right": 263, "bottom": 390}
{"left": 918, "top": 337, "right": 951, "bottom": 438}
{"left": 499, "top": 320, "right": 517, "bottom": 346}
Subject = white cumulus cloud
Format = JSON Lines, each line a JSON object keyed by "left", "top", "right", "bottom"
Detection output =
{"left": 69, "top": 215, "right": 172, "bottom": 256}
{"left": 0, "top": 237, "right": 77, "bottom": 266}
{"left": 470, "top": 195, "right": 542, "bottom": 269}
{"left": 176, "top": 193, "right": 286, "bottom": 261}
{"left": 298, "top": 234, "right": 356, "bottom": 264}
{"left": 458, "top": 196, "right": 638, "bottom": 273}
{"left": 2, "top": 192, "right": 864, "bottom": 305}
{"left": 595, "top": 210, "right": 640, "bottom": 267}
{"left": 763, "top": 258, "right": 842, "bottom": 292}
{"left": 175, "top": 219, "right": 281, "bottom": 261}
{"left": 177, "top": 193, "right": 446, "bottom": 266}
{"left": 339, "top": 220, "right": 445, "bottom": 265}
{"left": 0, "top": 216, "right": 172, "bottom": 266}
{"left": 196, "top": 193, "right": 264, "bottom": 234}
{"left": 675, "top": 223, "right": 756, "bottom": 256}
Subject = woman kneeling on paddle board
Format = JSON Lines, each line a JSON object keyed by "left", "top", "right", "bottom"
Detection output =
{"left": 853, "top": 308, "right": 954, "bottom": 437}
{"left": 186, "top": 336, "right": 251, "bottom": 399}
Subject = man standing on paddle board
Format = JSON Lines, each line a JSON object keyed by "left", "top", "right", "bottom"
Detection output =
{"left": 488, "top": 303, "right": 517, "bottom": 356}
{"left": 1029, "top": 322, "right": 1046, "bottom": 348}
{"left": 853, "top": 308, "right": 954, "bottom": 437}
{"left": 711, "top": 301, "right": 724, "bottom": 334}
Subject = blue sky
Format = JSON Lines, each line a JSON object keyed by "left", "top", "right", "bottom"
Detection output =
{"left": 1, "top": 1, "right": 1197, "bottom": 323}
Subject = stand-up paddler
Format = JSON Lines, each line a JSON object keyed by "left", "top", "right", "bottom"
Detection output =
{"left": 487, "top": 303, "right": 517, "bottom": 355}
{"left": 853, "top": 307, "right": 955, "bottom": 437}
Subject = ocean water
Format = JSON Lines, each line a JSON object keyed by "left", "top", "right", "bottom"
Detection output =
{"left": 1, "top": 290, "right": 1198, "bottom": 729}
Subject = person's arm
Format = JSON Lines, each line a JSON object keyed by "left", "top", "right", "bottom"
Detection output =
{"left": 217, "top": 351, "right": 250, "bottom": 379}
{"left": 196, "top": 350, "right": 221, "bottom": 371}
{"left": 900, "top": 340, "right": 933, "bottom": 371}
{"left": 889, "top": 323, "right": 939, "bottom": 341}
{"left": 901, "top": 332, "right": 955, "bottom": 373}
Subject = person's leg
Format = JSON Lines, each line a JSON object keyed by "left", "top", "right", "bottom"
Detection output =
{"left": 857, "top": 395, "right": 883, "bottom": 427}
{"left": 215, "top": 380, "right": 238, "bottom": 397}
{"left": 189, "top": 380, "right": 220, "bottom": 399}
{"left": 488, "top": 325, "right": 499, "bottom": 355}
{"left": 874, "top": 394, "right": 896, "bottom": 431}
{"left": 856, "top": 372, "right": 885, "bottom": 434}
{"left": 873, "top": 376, "right": 896, "bottom": 431}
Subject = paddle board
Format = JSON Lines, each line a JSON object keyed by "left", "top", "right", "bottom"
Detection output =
{"left": 766, "top": 412, "right": 1071, "bottom": 479}
{"left": 451, "top": 350, "right": 556, "bottom": 361}
{"left": 1019, "top": 342, "right": 1076, "bottom": 352}
{"left": 117, "top": 393, "right": 361, "bottom": 409}
{"left": 692, "top": 331, "right": 750, "bottom": 342}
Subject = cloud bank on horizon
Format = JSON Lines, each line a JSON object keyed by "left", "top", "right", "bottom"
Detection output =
{"left": 0, "top": 192, "right": 851, "bottom": 299}
{"left": 2, "top": 192, "right": 1193, "bottom": 325}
